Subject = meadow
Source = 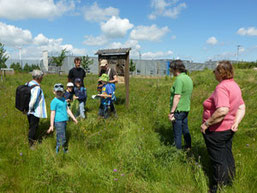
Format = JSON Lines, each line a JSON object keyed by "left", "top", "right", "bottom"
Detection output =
{"left": 0, "top": 69, "right": 256, "bottom": 193}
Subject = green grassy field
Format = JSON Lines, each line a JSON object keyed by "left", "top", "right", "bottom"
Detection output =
{"left": 0, "top": 69, "right": 256, "bottom": 193}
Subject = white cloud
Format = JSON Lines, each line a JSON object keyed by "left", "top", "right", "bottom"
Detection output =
{"left": 83, "top": 35, "right": 109, "bottom": 46}
{"left": 149, "top": 0, "right": 186, "bottom": 19}
{"left": 142, "top": 50, "right": 173, "bottom": 59}
{"left": 109, "top": 40, "right": 141, "bottom": 50}
{"left": 0, "top": 0, "right": 75, "bottom": 20}
{"left": 0, "top": 22, "right": 86, "bottom": 59}
{"left": 206, "top": 36, "right": 218, "bottom": 45}
{"left": 171, "top": 35, "right": 176, "bottom": 40}
{"left": 34, "top": 34, "right": 49, "bottom": 45}
{"left": 108, "top": 39, "right": 141, "bottom": 57}
{"left": 101, "top": 16, "right": 134, "bottom": 38}
{"left": 130, "top": 25, "right": 169, "bottom": 41}
{"left": 237, "top": 27, "right": 257, "bottom": 36}
{"left": 0, "top": 22, "right": 32, "bottom": 46}
{"left": 83, "top": 2, "right": 119, "bottom": 22}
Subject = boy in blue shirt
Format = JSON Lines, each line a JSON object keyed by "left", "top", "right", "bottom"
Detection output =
{"left": 97, "top": 74, "right": 116, "bottom": 119}
{"left": 74, "top": 78, "right": 87, "bottom": 119}
{"left": 47, "top": 83, "right": 78, "bottom": 153}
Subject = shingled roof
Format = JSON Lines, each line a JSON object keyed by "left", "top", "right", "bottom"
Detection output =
{"left": 95, "top": 48, "right": 131, "bottom": 56}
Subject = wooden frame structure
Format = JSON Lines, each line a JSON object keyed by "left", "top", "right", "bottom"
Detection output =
{"left": 95, "top": 48, "right": 131, "bottom": 108}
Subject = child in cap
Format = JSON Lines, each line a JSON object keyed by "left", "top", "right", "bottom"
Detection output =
{"left": 74, "top": 78, "right": 87, "bottom": 119}
{"left": 64, "top": 82, "right": 74, "bottom": 107}
{"left": 47, "top": 83, "right": 78, "bottom": 153}
{"left": 97, "top": 74, "right": 116, "bottom": 119}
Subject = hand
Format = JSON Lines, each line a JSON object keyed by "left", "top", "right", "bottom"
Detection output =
{"left": 74, "top": 119, "right": 78, "bottom": 124}
{"left": 231, "top": 122, "right": 239, "bottom": 132}
{"left": 47, "top": 126, "right": 54, "bottom": 134}
{"left": 74, "top": 96, "right": 79, "bottom": 100}
{"left": 201, "top": 123, "right": 208, "bottom": 134}
{"left": 66, "top": 99, "right": 71, "bottom": 102}
{"left": 168, "top": 113, "right": 175, "bottom": 121}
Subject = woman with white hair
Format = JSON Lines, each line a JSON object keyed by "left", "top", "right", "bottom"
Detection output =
{"left": 27, "top": 70, "right": 47, "bottom": 147}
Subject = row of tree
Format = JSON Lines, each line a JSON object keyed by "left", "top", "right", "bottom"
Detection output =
{"left": 10, "top": 63, "right": 40, "bottom": 72}
{"left": 52, "top": 48, "right": 136, "bottom": 73}
{"left": 1, "top": 42, "right": 136, "bottom": 73}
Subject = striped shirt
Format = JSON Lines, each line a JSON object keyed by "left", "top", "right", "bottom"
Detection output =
{"left": 27, "top": 80, "right": 47, "bottom": 118}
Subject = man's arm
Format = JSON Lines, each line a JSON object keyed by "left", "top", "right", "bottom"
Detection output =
{"left": 68, "top": 69, "right": 73, "bottom": 82}
{"left": 28, "top": 87, "right": 40, "bottom": 112}
{"left": 109, "top": 75, "right": 118, "bottom": 83}
{"left": 168, "top": 94, "right": 181, "bottom": 121}
{"left": 109, "top": 68, "right": 118, "bottom": 83}
{"left": 170, "top": 94, "right": 181, "bottom": 113}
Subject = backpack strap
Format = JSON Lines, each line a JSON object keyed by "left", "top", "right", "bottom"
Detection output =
{"left": 28, "top": 82, "right": 42, "bottom": 102}
{"left": 108, "top": 68, "right": 111, "bottom": 77}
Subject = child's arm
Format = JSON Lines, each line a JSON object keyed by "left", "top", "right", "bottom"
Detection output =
{"left": 97, "top": 93, "right": 112, "bottom": 98}
{"left": 47, "top": 111, "right": 56, "bottom": 133}
{"left": 67, "top": 107, "right": 78, "bottom": 124}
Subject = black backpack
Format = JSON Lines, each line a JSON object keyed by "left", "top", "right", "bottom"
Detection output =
{"left": 15, "top": 83, "right": 40, "bottom": 112}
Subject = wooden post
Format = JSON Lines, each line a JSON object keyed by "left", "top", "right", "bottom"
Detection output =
{"left": 125, "top": 53, "right": 130, "bottom": 108}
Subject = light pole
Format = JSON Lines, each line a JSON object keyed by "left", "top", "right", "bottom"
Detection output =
{"left": 236, "top": 45, "right": 242, "bottom": 64}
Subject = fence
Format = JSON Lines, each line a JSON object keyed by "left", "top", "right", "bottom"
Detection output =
{"left": 5, "top": 57, "right": 217, "bottom": 76}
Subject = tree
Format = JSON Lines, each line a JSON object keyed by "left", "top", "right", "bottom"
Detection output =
{"left": 0, "top": 43, "right": 9, "bottom": 69}
{"left": 81, "top": 55, "right": 93, "bottom": 73}
{"left": 10, "top": 62, "right": 22, "bottom": 72}
{"left": 31, "top": 64, "right": 40, "bottom": 71}
{"left": 129, "top": 59, "right": 136, "bottom": 72}
{"left": 23, "top": 63, "right": 31, "bottom": 72}
{"left": 52, "top": 49, "right": 67, "bottom": 75}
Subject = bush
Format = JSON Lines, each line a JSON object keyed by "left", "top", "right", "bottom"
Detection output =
{"left": 233, "top": 61, "right": 257, "bottom": 69}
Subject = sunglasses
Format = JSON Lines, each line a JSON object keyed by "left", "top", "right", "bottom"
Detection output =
{"left": 54, "top": 84, "right": 64, "bottom": 88}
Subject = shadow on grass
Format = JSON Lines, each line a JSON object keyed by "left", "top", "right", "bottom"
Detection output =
{"left": 154, "top": 123, "right": 174, "bottom": 146}
{"left": 155, "top": 122, "right": 214, "bottom": 188}
{"left": 189, "top": 138, "right": 213, "bottom": 189}
{"left": 115, "top": 97, "right": 126, "bottom": 105}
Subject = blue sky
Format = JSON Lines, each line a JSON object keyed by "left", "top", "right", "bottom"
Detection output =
{"left": 0, "top": 0, "right": 257, "bottom": 62}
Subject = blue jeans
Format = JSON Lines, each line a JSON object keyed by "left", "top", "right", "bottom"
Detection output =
{"left": 172, "top": 111, "right": 191, "bottom": 149}
{"left": 78, "top": 101, "right": 85, "bottom": 119}
{"left": 55, "top": 121, "right": 67, "bottom": 148}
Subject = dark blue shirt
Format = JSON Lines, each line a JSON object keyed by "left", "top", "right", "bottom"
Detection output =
{"left": 74, "top": 87, "right": 87, "bottom": 102}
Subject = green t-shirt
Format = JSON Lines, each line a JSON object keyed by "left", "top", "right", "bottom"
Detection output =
{"left": 170, "top": 73, "right": 193, "bottom": 112}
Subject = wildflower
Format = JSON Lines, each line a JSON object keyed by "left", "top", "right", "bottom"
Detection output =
{"left": 121, "top": 174, "right": 125, "bottom": 176}
{"left": 113, "top": 169, "right": 117, "bottom": 172}
{"left": 114, "top": 178, "right": 118, "bottom": 181}
{"left": 20, "top": 152, "right": 23, "bottom": 156}
{"left": 246, "top": 144, "right": 249, "bottom": 147}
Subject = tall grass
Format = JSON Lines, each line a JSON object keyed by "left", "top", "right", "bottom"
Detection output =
{"left": 0, "top": 69, "right": 256, "bottom": 193}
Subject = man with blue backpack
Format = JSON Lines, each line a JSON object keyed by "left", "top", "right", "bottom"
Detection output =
{"left": 97, "top": 74, "right": 116, "bottom": 119}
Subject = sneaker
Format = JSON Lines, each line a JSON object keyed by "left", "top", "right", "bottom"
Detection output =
{"left": 63, "top": 148, "right": 68, "bottom": 153}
